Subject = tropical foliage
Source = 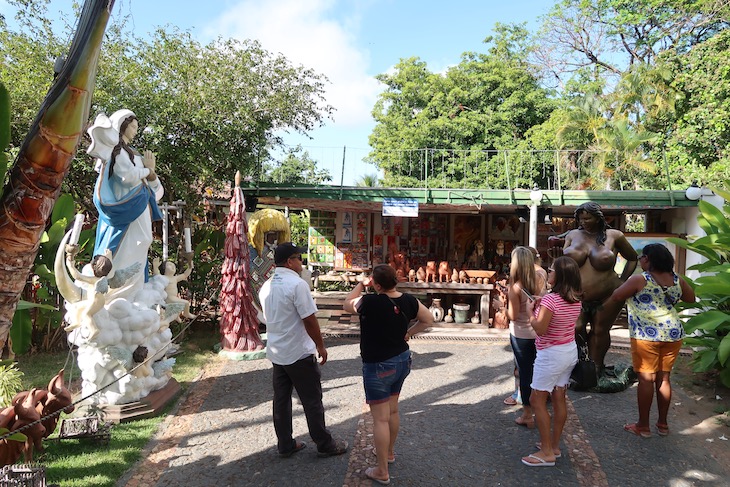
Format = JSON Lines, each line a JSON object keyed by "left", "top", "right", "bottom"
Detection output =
{"left": 354, "top": 174, "right": 381, "bottom": 187}
{"left": 0, "top": 2, "right": 333, "bottom": 208}
{"left": 533, "top": 0, "right": 730, "bottom": 81}
{"left": 659, "top": 29, "right": 730, "bottom": 188}
{"left": 0, "top": 360, "right": 23, "bottom": 407}
{"left": 262, "top": 148, "right": 332, "bottom": 184}
{"left": 368, "top": 24, "right": 556, "bottom": 189}
{"left": 289, "top": 211, "right": 310, "bottom": 248}
{"left": 668, "top": 184, "right": 730, "bottom": 387}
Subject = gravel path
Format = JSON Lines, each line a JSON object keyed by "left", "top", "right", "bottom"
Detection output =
{"left": 118, "top": 338, "right": 730, "bottom": 487}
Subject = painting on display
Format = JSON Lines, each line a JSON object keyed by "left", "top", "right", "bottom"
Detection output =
{"left": 490, "top": 214, "right": 522, "bottom": 240}
{"left": 341, "top": 226, "right": 352, "bottom": 243}
{"left": 454, "top": 215, "right": 481, "bottom": 262}
{"left": 335, "top": 243, "right": 369, "bottom": 270}
{"left": 616, "top": 233, "right": 685, "bottom": 275}
{"left": 308, "top": 210, "right": 336, "bottom": 265}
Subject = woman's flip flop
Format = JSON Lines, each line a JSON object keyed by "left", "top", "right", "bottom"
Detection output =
{"left": 365, "top": 467, "right": 391, "bottom": 485}
{"left": 521, "top": 454, "right": 555, "bottom": 467}
{"left": 624, "top": 423, "right": 652, "bottom": 438}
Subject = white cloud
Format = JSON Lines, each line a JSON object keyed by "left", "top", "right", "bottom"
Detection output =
{"left": 208, "top": 0, "right": 380, "bottom": 128}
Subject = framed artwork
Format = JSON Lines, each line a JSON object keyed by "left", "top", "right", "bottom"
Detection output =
{"left": 617, "top": 233, "right": 685, "bottom": 274}
{"left": 342, "top": 212, "right": 353, "bottom": 226}
{"left": 454, "top": 215, "right": 482, "bottom": 257}
{"left": 490, "top": 214, "right": 521, "bottom": 240}
{"left": 341, "top": 227, "right": 352, "bottom": 243}
{"left": 382, "top": 217, "right": 391, "bottom": 235}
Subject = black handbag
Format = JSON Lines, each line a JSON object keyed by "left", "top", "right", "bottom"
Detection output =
{"left": 570, "top": 335, "right": 597, "bottom": 391}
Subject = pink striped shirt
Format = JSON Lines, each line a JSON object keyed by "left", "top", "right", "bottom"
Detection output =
{"left": 534, "top": 293, "right": 580, "bottom": 350}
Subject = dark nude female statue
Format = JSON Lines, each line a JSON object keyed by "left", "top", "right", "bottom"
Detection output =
{"left": 562, "top": 202, "right": 638, "bottom": 375}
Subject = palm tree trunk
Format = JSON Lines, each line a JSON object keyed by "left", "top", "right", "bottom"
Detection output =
{"left": 0, "top": 0, "right": 115, "bottom": 353}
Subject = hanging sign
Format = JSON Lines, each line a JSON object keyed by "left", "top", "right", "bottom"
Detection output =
{"left": 382, "top": 198, "right": 419, "bottom": 217}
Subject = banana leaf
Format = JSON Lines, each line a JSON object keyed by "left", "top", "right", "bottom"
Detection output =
{"left": 684, "top": 310, "right": 730, "bottom": 334}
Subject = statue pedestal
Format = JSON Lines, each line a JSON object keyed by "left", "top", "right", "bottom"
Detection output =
{"left": 97, "top": 378, "right": 180, "bottom": 423}
{"left": 219, "top": 349, "right": 267, "bottom": 361}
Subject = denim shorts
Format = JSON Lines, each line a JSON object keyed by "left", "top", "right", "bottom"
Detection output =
{"left": 362, "top": 350, "right": 412, "bottom": 404}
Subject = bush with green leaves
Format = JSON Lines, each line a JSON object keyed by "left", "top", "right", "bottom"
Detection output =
{"left": 668, "top": 184, "right": 730, "bottom": 387}
{"left": 0, "top": 360, "right": 23, "bottom": 407}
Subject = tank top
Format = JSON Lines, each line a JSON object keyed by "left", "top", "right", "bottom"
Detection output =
{"left": 509, "top": 292, "right": 536, "bottom": 340}
{"left": 626, "top": 272, "right": 684, "bottom": 342}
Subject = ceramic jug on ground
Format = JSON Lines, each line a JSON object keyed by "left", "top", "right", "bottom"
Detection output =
{"left": 429, "top": 298, "right": 444, "bottom": 322}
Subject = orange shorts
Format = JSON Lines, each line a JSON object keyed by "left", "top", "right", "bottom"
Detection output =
{"left": 630, "top": 338, "right": 683, "bottom": 373}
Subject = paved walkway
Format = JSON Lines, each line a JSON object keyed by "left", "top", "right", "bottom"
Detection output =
{"left": 117, "top": 314, "right": 730, "bottom": 487}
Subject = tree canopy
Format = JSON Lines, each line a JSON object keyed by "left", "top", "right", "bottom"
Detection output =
{"left": 368, "top": 27, "right": 557, "bottom": 189}
{"left": 366, "top": 1, "right": 730, "bottom": 191}
{"left": 533, "top": 0, "right": 730, "bottom": 83}
{"left": 0, "top": 1, "right": 333, "bottom": 211}
{"left": 262, "top": 147, "right": 332, "bottom": 184}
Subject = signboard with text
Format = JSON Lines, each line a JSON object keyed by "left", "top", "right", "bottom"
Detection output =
{"left": 382, "top": 198, "right": 419, "bottom": 217}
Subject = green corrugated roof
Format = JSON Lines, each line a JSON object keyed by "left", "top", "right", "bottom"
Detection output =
{"left": 240, "top": 183, "right": 694, "bottom": 213}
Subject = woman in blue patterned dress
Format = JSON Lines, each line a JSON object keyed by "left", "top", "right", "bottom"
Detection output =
{"left": 608, "top": 243, "right": 695, "bottom": 437}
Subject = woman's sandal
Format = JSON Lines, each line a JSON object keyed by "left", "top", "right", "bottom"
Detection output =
{"left": 503, "top": 395, "right": 518, "bottom": 406}
{"left": 656, "top": 423, "right": 669, "bottom": 436}
{"left": 624, "top": 423, "right": 652, "bottom": 438}
{"left": 515, "top": 416, "right": 535, "bottom": 428}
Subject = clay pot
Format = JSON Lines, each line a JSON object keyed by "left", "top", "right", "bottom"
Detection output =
{"left": 429, "top": 298, "right": 445, "bottom": 322}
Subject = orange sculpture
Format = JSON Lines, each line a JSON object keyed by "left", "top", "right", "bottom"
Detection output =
{"left": 387, "top": 243, "right": 410, "bottom": 281}
{"left": 1, "top": 370, "right": 74, "bottom": 465}
{"left": 438, "top": 261, "right": 451, "bottom": 282}
{"left": 425, "top": 261, "right": 437, "bottom": 282}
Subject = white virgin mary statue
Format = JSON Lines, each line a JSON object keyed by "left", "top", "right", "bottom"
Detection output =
{"left": 87, "top": 109, "right": 164, "bottom": 301}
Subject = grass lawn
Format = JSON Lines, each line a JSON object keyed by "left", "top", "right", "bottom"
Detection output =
{"left": 11, "top": 324, "right": 221, "bottom": 487}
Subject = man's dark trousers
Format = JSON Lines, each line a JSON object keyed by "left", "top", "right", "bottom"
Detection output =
{"left": 273, "top": 354, "right": 336, "bottom": 454}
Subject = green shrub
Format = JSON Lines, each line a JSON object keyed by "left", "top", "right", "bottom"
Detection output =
{"left": 668, "top": 183, "right": 730, "bottom": 387}
{"left": 0, "top": 360, "right": 24, "bottom": 407}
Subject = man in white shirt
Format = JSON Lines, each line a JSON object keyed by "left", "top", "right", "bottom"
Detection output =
{"left": 259, "top": 242, "right": 349, "bottom": 458}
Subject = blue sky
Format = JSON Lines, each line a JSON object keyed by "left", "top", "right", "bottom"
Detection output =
{"left": 2, "top": 0, "right": 556, "bottom": 184}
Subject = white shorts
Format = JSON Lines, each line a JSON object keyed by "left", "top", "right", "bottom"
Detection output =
{"left": 531, "top": 341, "right": 578, "bottom": 392}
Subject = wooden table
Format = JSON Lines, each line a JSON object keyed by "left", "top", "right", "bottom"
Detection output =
{"left": 396, "top": 282, "right": 493, "bottom": 326}
{"left": 313, "top": 272, "right": 365, "bottom": 289}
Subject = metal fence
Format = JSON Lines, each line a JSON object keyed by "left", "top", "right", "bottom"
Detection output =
{"left": 280, "top": 146, "right": 655, "bottom": 191}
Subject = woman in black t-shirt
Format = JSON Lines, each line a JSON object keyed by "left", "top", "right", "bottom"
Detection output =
{"left": 344, "top": 264, "right": 433, "bottom": 485}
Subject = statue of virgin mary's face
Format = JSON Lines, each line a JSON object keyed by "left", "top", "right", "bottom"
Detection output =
{"left": 122, "top": 118, "right": 139, "bottom": 143}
